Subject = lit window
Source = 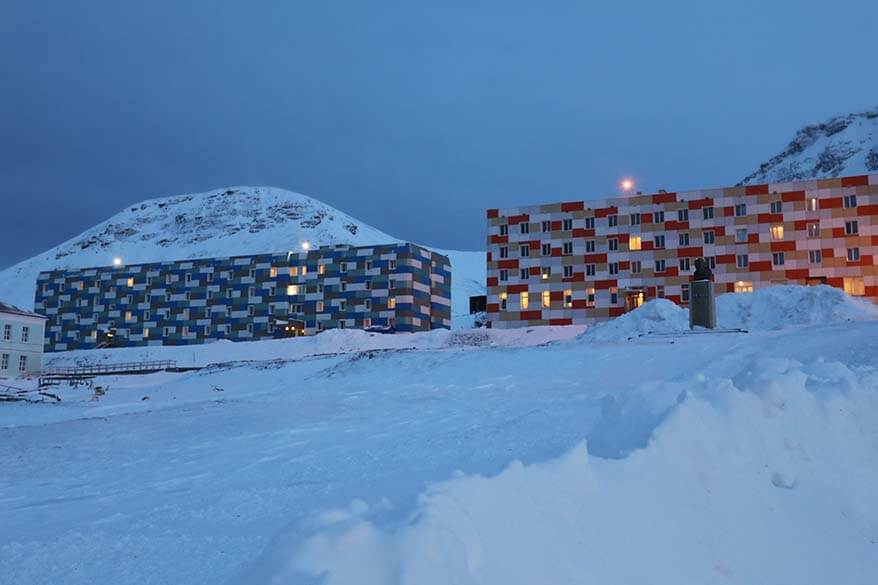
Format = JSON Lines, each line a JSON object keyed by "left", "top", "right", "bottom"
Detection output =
{"left": 770, "top": 225, "right": 784, "bottom": 240}
{"left": 287, "top": 285, "right": 299, "bottom": 295}
{"left": 302, "top": 266, "right": 308, "bottom": 276}
{"left": 844, "top": 277, "right": 865, "bottom": 296}
{"left": 316, "top": 301, "right": 324, "bottom": 312}
{"left": 125, "top": 311, "right": 133, "bottom": 322}
{"left": 388, "top": 297, "right": 397, "bottom": 309}
{"left": 143, "top": 328, "right": 149, "bottom": 338}
{"left": 630, "top": 236, "right": 642, "bottom": 251}
{"left": 127, "top": 277, "right": 134, "bottom": 287}
{"left": 735, "top": 281, "right": 754, "bottom": 293}
{"left": 809, "top": 197, "right": 818, "bottom": 211}
{"left": 564, "top": 289, "right": 573, "bottom": 308}
{"left": 586, "top": 288, "right": 595, "bottom": 308}
{"left": 363, "top": 318, "right": 372, "bottom": 329}
{"left": 807, "top": 223, "right": 820, "bottom": 237}
{"left": 289, "top": 266, "right": 299, "bottom": 277}
{"left": 542, "top": 291, "right": 551, "bottom": 308}
{"left": 318, "top": 264, "right": 326, "bottom": 275}
{"left": 541, "top": 267, "right": 551, "bottom": 280}
{"left": 520, "top": 292, "right": 529, "bottom": 310}
{"left": 500, "top": 292, "right": 508, "bottom": 310}
{"left": 182, "top": 325, "right": 189, "bottom": 336}
{"left": 847, "top": 248, "right": 860, "bottom": 262}
{"left": 270, "top": 267, "right": 278, "bottom": 278}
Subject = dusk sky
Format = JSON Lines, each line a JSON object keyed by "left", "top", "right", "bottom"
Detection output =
{"left": 2, "top": 0, "right": 877, "bottom": 268}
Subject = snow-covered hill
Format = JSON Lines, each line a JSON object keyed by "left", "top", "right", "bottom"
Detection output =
{"left": 741, "top": 107, "right": 878, "bottom": 184}
{"left": 0, "top": 186, "right": 485, "bottom": 321}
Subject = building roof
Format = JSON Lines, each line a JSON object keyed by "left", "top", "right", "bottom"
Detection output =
{"left": 0, "top": 301, "right": 47, "bottom": 319}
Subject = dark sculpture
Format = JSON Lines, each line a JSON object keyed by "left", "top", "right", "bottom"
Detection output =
{"left": 693, "top": 257, "right": 713, "bottom": 281}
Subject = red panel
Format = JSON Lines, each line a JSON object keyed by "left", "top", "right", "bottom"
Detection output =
{"left": 716, "top": 254, "right": 736, "bottom": 264}
{"left": 551, "top": 220, "right": 562, "bottom": 231}
{"left": 641, "top": 213, "right": 654, "bottom": 224}
{"left": 498, "top": 259, "right": 519, "bottom": 269}
{"left": 551, "top": 248, "right": 563, "bottom": 257}
{"left": 822, "top": 248, "right": 834, "bottom": 258}
{"left": 858, "top": 255, "right": 874, "bottom": 266}
{"left": 841, "top": 175, "right": 869, "bottom": 187}
{"left": 646, "top": 286, "right": 656, "bottom": 297}
{"left": 873, "top": 235, "right": 878, "bottom": 246}
{"left": 584, "top": 253, "right": 608, "bottom": 263}
{"left": 725, "top": 283, "right": 735, "bottom": 292}
{"left": 786, "top": 269, "right": 810, "bottom": 280}
{"left": 619, "top": 261, "right": 630, "bottom": 270}
{"left": 677, "top": 246, "right": 704, "bottom": 257}
{"left": 723, "top": 206, "right": 734, "bottom": 217}
{"left": 642, "top": 241, "right": 654, "bottom": 251}
{"left": 858, "top": 204, "right": 878, "bottom": 216}
{"left": 748, "top": 233, "right": 760, "bottom": 244}
{"left": 487, "top": 209, "right": 499, "bottom": 218}
{"left": 608, "top": 307, "right": 625, "bottom": 317}
{"left": 486, "top": 303, "right": 499, "bottom": 313}
{"left": 490, "top": 235, "right": 508, "bottom": 244}
{"left": 595, "top": 279, "right": 617, "bottom": 289}
{"left": 506, "top": 284, "right": 528, "bottom": 293}
{"left": 550, "top": 318, "right": 573, "bottom": 326}
{"left": 529, "top": 266, "right": 541, "bottom": 275}
{"left": 826, "top": 277, "right": 844, "bottom": 289}
{"left": 487, "top": 251, "right": 492, "bottom": 262}
{"left": 519, "top": 310, "right": 542, "bottom": 321}
{"left": 665, "top": 267, "right": 679, "bottom": 277}
{"left": 770, "top": 241, "right": 796, "bottom": 252}
{"left": 486, "top": 276, "right": 498, "bottom": 287}
{"left": 528, "top": 240, "right": 541, "bottom": 250}
{"left": 831, "top": 227, "right": 845, "bottom": 238}
{"left": 781, "top": 190, "right": 806, "bottom": 202}
{"left": 746, "top": 184, "right": 769, "bottom": 195}
{"left": 866, "top": 286, "right": 878, "bottom": 298}
{"left": 819, "top": 197, "right": 843, "bottom": 210}
{"left": 508, "top": 213, "right": 530, "bottom": 225}
{"left": 561, "top": 201, "right": 584, "bottom": 212}
{"left": 563, "top": 273, "right": 585, "bottom": 283}
{"left": 713, "top": 226, "right": 726, "bottom": 237}
{"left": 652, "top": 192, "right": 677, "bottom": 204}
{"left": 619, "top": 233, "right": 630, "bottom": 244}
{"left": 595, "top": 206, "right": 617, "bottom": 218}
{"left": 793, "top": 220, "right": 809, "bottom": 231}
{"left": 664, "top": 220, "right": 689, "bottom": 231}
{"left": 571, "top": 299, "right": 590, "bottom": 309}
{"left": 687, "top": 197, "right": 713, "bottom": 210}
{"left": 550, "top": 291, "right": 564, "bottom": 301}
{"left": 757, "top": 213, "right": 783, "bottom": 224}
{"left": 572, "top": 228, "right": 596, "bottom": 237}
{"left": 749, "top": 260, "right": 772, "bottom": 272}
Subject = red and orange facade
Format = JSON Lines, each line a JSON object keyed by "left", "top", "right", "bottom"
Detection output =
{"left": 485, "top": 174, "right": 878, "bottom": 328}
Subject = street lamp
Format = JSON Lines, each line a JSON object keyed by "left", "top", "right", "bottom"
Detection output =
{"left": 620, "top": 178, "right": 634, "bottom": 192}
{"left": 112, "top": 257, "right": 123, "bottom": 267}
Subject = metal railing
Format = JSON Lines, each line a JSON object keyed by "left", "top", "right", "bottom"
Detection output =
{"left": 43, "top": 360, "right": 178, "bottom": 377}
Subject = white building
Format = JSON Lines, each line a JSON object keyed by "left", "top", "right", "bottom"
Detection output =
{"left": 0, "top": 301, "right": 47, "bottom": 378}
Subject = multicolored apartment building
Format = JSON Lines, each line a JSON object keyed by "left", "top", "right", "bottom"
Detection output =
{"left": 485, "top": 173, "right": 878, "bottom": 328}
{"left": 35, "top": 243, "right": 451, "bottom": 351}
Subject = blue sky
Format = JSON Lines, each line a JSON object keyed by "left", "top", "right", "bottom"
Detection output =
{"left": 2, "top": 0, "right": 877, "bottom": 266}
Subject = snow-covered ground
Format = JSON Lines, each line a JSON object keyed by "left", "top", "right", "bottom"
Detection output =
{"left": 2, "top": 286, "right": 877, "bottom": 585}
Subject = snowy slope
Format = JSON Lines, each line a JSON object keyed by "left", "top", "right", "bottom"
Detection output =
{"left": 741, "top": 107, "right": 878, "bottom": 184}
{"left": 0, "top": 186, "right": 485, "bottom": 321}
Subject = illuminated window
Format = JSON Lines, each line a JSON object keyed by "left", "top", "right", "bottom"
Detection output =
{"left": 287, "top": 285, "right": 299, "bottom": 295}
{"left": 318, "top": 264, "right": 326, "bottom": 275}
{"left": 610, "top": 287, "right": 619, "bottom": 304}
{"left": 541, "top": 267, "right": 551, "bottom": 280}
{"left": 844, "top": 277, "right": 865, "bottom": 296}
{"left": 735, "top": 281, "right": 754, "bottom": 293}
{"left": 809, "top": 197, "right": 818, "bottom": 211}
{"left": 302, "top": 266, "right": 308, "bottom": 276}
{"left": 770, "top": 225, "right": 784, "bottom": 240}
{"left": 127, "top": 278, "right": 134, "bottom": 287}
{"left": 363, "top": 318, "right": 372, "bottom": 329}
{"left": 316, "top": 301, "right": 324, "bottom": 312}
{"left": 500, "top": 292, "right": 508, "bottom": 310}
{"left": 542, "top": 290, "right": 551, "bottom": 308}
{"left": 564, "top": 289, "right": 573, "bottom": 308}
{"left": 586, "top": 288, "right": 595, "bottom": 308}
{"left": 520, "top": 292, "right": 529, "bottom": 310}
{"left": 270, "top": 267, "right": 278, "bottom": 277}
{"left": 289, "top": 266, "right": 298, "bottom": 277}
{"left": 143, "top": 328, "right": 149, "bottom": 338}
{"left": 125, "top": 311, "right": 133, "bottom": 322}
{"left": 629, "top": 236, "right": 642, "bottom": 251}
{"left": 807, "top": 223, "right": 819, "bottom": 237}
{"left": 388, "top": 297, "right": 397, "bottom": 309}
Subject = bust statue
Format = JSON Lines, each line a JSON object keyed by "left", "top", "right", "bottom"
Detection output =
{"left": 693, "top": 257, "right": 713, "bottom": 281}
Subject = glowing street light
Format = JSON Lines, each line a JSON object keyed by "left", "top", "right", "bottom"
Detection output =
{"left": 301, "top": 241, "right": 311, "bottom": 251}
{"left": 112, "top": 257, "right": 123, "bottom": 267}
{"left": 620, "top": 178, "right": 634, "bottom": 192}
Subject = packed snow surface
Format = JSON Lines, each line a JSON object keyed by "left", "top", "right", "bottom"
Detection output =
{"left": 2, "top": 286, "right": 877, "bottom": 585}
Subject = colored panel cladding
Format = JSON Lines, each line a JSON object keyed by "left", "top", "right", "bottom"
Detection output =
{"left": 749, "top": 261, "right": 772, "bottom": 272}
{"left": 497, "top": 259, "right": 519, "bottom": 269}
{"left": 561, "top": 201, "right": 584, "bottom": 212}
{"left": 619, "top": 233, "right": 630, "bottom": 244}
{"left": 642, "top": 241, "right": 655, "bottom": 251}
{"left": 664, "top": 220, "right": 689, "bottom": 231}
{"left": 570, "top": 299, "right": 590, "bottom": 309}
{"left": 486, "top": 303, "right": 499, "bottom": 313}
{"left": 831, "top": 227, "right": 846, "bottom": 238}
{"left": 549, "top": 290, "right": 564, "bottom": 301}
{"left": 563, "top": 273, "right": 585, "bottom": 283}
{"left": 490, "top": 235, "right": 508, "bottom": 244}
{"left": 723, "top": 206, "right": 735, "bottom": 217}
{"left": 841, "top": 175, "right": 869, "bottom": 187}
{"left": 584, "top": 253, "right": 608, "bottom": 263}
{"left": 594, "top": 279, "right": 617, "bottom": 289}
{"left": 529, "top": 266, "right": 541, "bottom": 275}
{"left": 781, "top": 190, "right": 806, "bottom": 202}
{"left": 785, "top": 269, "right": 810, "bottom": 280}
{"left": 652, "top": 192, "right": 676, "bottom": 204}
{"left": 873, "top": 235, "right": 878, "bottom": 246}
{"left": 573, "top": 228, "right": 595, "bottom": 237}
{"left": 519, "top": 310, "right": 542, "bottom": 320}
{"left": 713, "top": 226, "right": 726, "bottom": 236}
{"left": 676, "top": 246, "right": 704, "bottom": 258}
{"left": 745, "top": 184, "right": 769, "bottom": 195}
{"left": 716, "top": 254, "right": 736, "bottom": 264}
{"left": 486, "top": 276, "right": 498, "bottom": 286}
{"left": 867, "top": 286, "right": 878, "bottom": 298}
{"left": 619, "top": 260, "right": 630, "bottom": 270}
{"left": 641, "top": 212, "right": 654, "bottom": 224}
{"left": 858, "top": 204, "right": 878, "bottom": 216}
{"left": 594, "top": 207, "right": 617, "bottom": 218}
{"left": 528, "top": 240, "right": 541, "bottom": 250}
{"left": 549, "top": 318, "right": 573, "bottom": 325}
{"left": 551, "top": 248, "right": 563, "bottom": 257}
{"left": 793, "top": 220, "right": 810, "bottom": 231}
{"left": 608, "top": 307, "right": 625, "bottom": 317}
{"left": 687, "top": 197, "right": 713, "bottom": 210}
{"left": 487, "top": 209, "right": 499, "bottom": 218}
{"left": 819, "top": 197, "right": 843, "bottom": 209}
{"left": 551, "top": 220, "right": 562, "bottom": 230}
{"left": 748, "top": 233, "right": 759, "bottom": 244}
{"left": 506, "top": 284, "right": 529, "bottom": 293}
{"left": 664, "top": 267, "right": 679, "bottom": 277}
{"left": 770, "top": 241, "right": 796, "bottom": 252}
{"left": 822, "top": 248, "right": 835, "bottom": 258}
{"left": 757, "top": 213, "right": 783, "bottom": 224}
{"left": 507, "top": 214, "right": 530, "bottom": 225}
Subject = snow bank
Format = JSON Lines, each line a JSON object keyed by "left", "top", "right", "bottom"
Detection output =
{"left": 583, "top": 285, "right": 878, "bottom": 341}
{"left": 289, "top": 357, "right": 878, "bottom": 585}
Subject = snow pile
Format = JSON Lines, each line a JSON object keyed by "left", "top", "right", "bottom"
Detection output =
{"left": 289, "top": 357, "right": 878, "bottom": 585}
{"left": 582, "top": 298, "right": 688, "bottom": 341}
{"left": 716, "top": 284, "right": 878, "bottom": 330}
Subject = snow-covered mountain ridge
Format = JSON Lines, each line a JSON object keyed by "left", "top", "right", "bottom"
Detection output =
{"left": 0, "top": 186, "right": 485, "bottom": 318}
{"left": 741, "top": 107, "right": 878, "bottom": 184}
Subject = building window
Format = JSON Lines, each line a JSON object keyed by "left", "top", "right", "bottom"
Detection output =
{"left": 564, "top": 289, "right": 573, "bottom": 308}
{"left": 270, "top": 267, "right": 278, "bottom": 278}
{"left": 629, "top": 236, "right": 642, "bottom": 251}
{"left": 364, "top": 299, "right": 371, "bottom": 310}
{"left": 520, "top": 223, "right": 530, "bottom": 234}
{"left": 389, "top": 260, "right": 397, "bottom": 271}
{"left": 655, "top": 259, "right": 666, "bottom": 273}
{"left": 608, "top": 215, "right": 618, "bottom": 228}
{"left": 21, "top": 326, "right": 29, "bottom": 343}
{"left": 500, "top": 292, "right": 508, "bottom": 310}
{"left": 19, "top": 356, "right": 27, "bottom": 372}
{"left": 206, "top": 273, "right": 214, "bottom": 282}
{"left": 339, "top": 301, "right": 347, "bottom": 311}
{"left": 500, "top": 246, "right": 508, "bottom": 259}
{"left": 143, "top": 328, "right": 150, "bottom": 338}
{"left": 287, "top": 285, "right": 299, "bottom": 296}
{"left": 772, "top": 252, "right": 785, "bottom": 266}
{"left": 847, "top": 248, "right": 861, "bottom": 262}
{"left": 844, "top": 195, "right": 857, "bottom": 209}
{"left": 562, "top": 218, "right": 573, "bottom": 231}
{"left": 289, "top": 266, "right": 299, "bottom": 277}
{"left": 585, "top": 240, "right": 595, "bottom": 253}
{"left": 735, "top": 203, "right": 747, "bottom": 217}
{"left": 292, "top": 303, "right": 303, "bottom": 313}
{"left": 586, "top": 288, "right": 595, "bottom": 308}
{"left": 770, "top": 200, "right": 782, "bottom": 214}
{"left": 563, "top": 265, "right": 573, "bottom": 278}
{"left": 340, "top": 282, "right": 347, "bottom": 292}
{"left": 735, "top": 281, "right": 754, "bottom": 293}
{"left": 520, "top": 246, "right": 530, "bottom": 257}
{"left": 520, "top": 292, "right": 529, "bottom": 310}
{"left": 586, "top": 264, "right": 596, "bottom": 276}
{"left": 770, "top": 225, "right": 784, "bottom": 240}
{"left": 520, "top": 268, "right": 529, "bottom": 280}
{"left": 2, "top": 325, "right": 9, "bottom": 341}
{"left": 654, "top": 210, "right": 665, "bottom": 223}
{"left": 678, "top": 233, "right": 690, "bottom": 246}
{"left": 388, "top": 298, "right": 397, "bottom": 309}
{"left": 845, "top": 220, "right": 859, "bottom": 235}
{"left": 182, "top": 325, "right": 189, "bottom": 336}
{"left": 541, "top": 267, "right": 551, "bottom": 280}
{"left": 706, "top": 256, "right": 716, "bottom": 270}
{"left": 144, "top": 310, "right": 151, "bottom": 321}
{"left": 809, "top": 250, "right": 822, "bottom": 264}
{"left": 500, "top": 269, "right": 509, "bottom": 281}
{"left": 736, "top": 254, "right": 749, "bottom": 268}
{"left": 807, "top": 222, "right": 820, "bottom": 237}
{"left": 363, "top": 318, "right": 372, "bottom": 329}
{"left": 316, "top": 301, "right": 325, "bottom": 312}
{"left": 630, "top": 213, "right": 641, "bottom": 225}
{"left": 808, "top": 197, "right": 818, "bottom": 211}
{"left": 703, "top": 207, "right": 714, "bottom": 220}
{"left": 608, "top": 238, "right": 619, "bottom": 251}
{"left": 125, "top": 311, "right": 133, "bottom": 322}
{"left": 584, "top": 217, "right": 595, "bottom": 229}
{"left": 703, "top": 230, "right": 715, "bottom": 245}
{"left": 610, "top": 287, "right": 619, "bottom": 304}
{"left": 844, "top": 277, "right": 865, "bottom": 296}
{"left": 654, "top": 235, "right": 665, "bottom": 249}
{"left": 541, "top": 243, "right": 551, "bottom": 256}
{"left": 656, "top": 285, "right": 665, "bottom": 299}
{"left": 541, "top": 290, "right": 551, "bottom": 308}
{"left": 1, "top": 354, "right": 8, "bottom": 370}
{"left": 542, "top": 220, "right": 551, "bottom": 232}
{"left": 679, "top": 258, "right": 691, "bottom": 271}
{"left": 677, "top": 209, "right": 689, "bottom": 222}
{"left": 563, "top": 242, "right": 573, "bottom": 255}
{"left": 248, "top": 306, "right": 255, "bottom": 317}
{"left": 163, "top": 327, "right": 171, "bottom": 337}
{"left": 127, "top": 277, "right": 135, "bottom": 287}
{"left": 681, "top": 284, "right": 690, "bottom": 303}
{"left": 631, "top": 260, "right": 642, "bottom": 274}
{"left": 609, "top": 262, "right": 619, "bottom": 275}
{"left": 340, "top": 263, "right": 347, "bottom": 273}
{"left": 735, "top": 228, "right": 748, "bottom": 243}
{"left": 500, "top": 224, "right": 508, "bottom": 236}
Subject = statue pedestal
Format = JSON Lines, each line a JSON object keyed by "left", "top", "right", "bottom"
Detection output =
{"left": 689, "top": 280, "right": 716, "bottom": 329}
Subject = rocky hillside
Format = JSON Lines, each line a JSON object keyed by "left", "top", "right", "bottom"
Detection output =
{"left": 741, "top": 107, "right": 878, "bottom": 185}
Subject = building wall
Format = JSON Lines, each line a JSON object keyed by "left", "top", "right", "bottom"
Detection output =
{"left": 36, "top": 243, "right": 451, "bottom": 352}
{"left": 0, "top": 313, "right": 46, "bottom": 376}
{"left": 485, "top": 174, "right": 878, "bottom": 328}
